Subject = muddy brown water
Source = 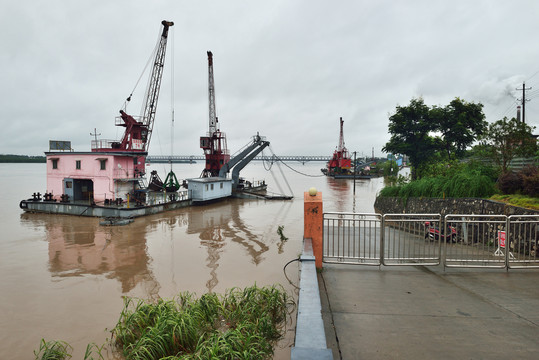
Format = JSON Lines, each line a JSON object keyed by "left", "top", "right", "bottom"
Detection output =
{"left": 0, "top": 162, "right": 383, "bottom": 359}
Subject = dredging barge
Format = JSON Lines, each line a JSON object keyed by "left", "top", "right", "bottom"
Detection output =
{"left": 19, "top": 21, "right": 290, "bottom": 219}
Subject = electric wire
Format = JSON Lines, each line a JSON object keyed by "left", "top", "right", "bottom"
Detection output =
{"left": 282, "top": 257, "right": 300, "bottom": 290}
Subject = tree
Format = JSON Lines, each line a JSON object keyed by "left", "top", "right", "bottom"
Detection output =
{"left": 478, "top": 117, "right": 537, "bottom": 173}
{"left": 431, "top": 98, "right": 487, "bottom": 160}
{"left": 383, "top": 98, "right": 438, "bottom": 180}
{"left": 383, "top": 97, "right": 487, "bottom": 180}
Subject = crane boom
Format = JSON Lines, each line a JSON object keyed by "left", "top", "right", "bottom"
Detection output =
{"left": 141, "top": 20, "right": 174, "bottom": 151}
{"left": 207, "top": 51, "right": 217, "bottom": 134}
{"left": 338, "top": 116, "right": 345, "bottom": 152}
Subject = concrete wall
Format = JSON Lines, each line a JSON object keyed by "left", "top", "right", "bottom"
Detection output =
{"left": 374, "top": 196, "right": 539, "bottom": 216}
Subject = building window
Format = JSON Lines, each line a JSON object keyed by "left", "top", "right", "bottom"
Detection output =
{"left": 76, "top": 160, "right": 81, "bottom": 170}
{"left": 52, "top": 159, "right": 58, "bottom": 169}
{"left": 100, "top": 159, "right": 106, "bottom": 170}
{"left": 65, "top": 181, "right": 72, "bottom": 189}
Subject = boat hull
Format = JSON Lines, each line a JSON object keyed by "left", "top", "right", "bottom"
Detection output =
{"left": 19, "top": 199, "right": 192, "bottom": 218}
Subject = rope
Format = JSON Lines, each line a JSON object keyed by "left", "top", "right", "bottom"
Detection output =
{"left": 274, "top": 154, "right": 294, "bottom": 196}
{"left": 268, "top": 148, "right": 326, "bottom": 178}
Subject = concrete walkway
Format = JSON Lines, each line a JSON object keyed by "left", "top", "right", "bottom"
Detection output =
{"left": 319, "top": 264, "right": 539, "bottom": 360}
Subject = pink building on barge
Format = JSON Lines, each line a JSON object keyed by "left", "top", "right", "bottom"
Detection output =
{"left": 45, "top": 146, "right": 146, "bottom": 203}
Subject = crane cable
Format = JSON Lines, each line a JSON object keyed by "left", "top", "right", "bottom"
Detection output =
{"left": 170, "top": 28, "right": 175, "bottom": 173}
{"left": 263, "top": 150, "right": 326, "bottom": 178}
{"left": 121, "top": 30, "right": 161, "bottom": 112}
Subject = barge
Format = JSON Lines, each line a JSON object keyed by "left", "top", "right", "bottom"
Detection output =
{"left": 19, "top": 22, "right": 289, "bottom": 219}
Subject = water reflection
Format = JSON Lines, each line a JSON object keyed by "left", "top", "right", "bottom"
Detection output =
{"left": 20, "top": 213, "right": 160, "bottom": 297}
{"left": 186, "top": 199, "right": 284, "bottom": 292}
{"left": 20, "top": 197, "right": 290, "bottom": 296}
{"left": 326, "top": 177, "right": 350, "bottom": 212}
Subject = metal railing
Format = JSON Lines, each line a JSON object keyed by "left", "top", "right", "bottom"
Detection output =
{"left": 323, "top": 212, "right": 539, "bottom": 270}
{"left": 507, "top": 215, "right": 539, "bottom": 269}
{"left": 323, "top": 212, "right": 382, "bottom": 265}
{"left": 444, "top": 215, "right": 507, "bottom": 268}
{"left": 382, "top": 214, "right": 442, "bottom": 266}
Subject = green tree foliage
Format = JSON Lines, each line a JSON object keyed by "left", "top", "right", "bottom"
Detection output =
{"left": 383, "top": 97, "right": 486, "bottom": 180}
{"left": 381, "top": 160, "right": 399, "bottom": 177}
{"left": 476, "top": 117, "right": 537, "bottom": 173}
{"left": 431, "top": 98, "right": 487, "bottom": 160}
{"left": 382, "top": 98, "right": 437, "bottom": 180}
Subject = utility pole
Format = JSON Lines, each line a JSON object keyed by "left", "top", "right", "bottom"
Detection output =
{"left": 516, "top": 82, "right": 532, "bottom": 122}
{"left": 353, "top": 151, "right": 356, "bottom": 194}
{"left": 90, "top": 128, "right": 101, "bottom": 144}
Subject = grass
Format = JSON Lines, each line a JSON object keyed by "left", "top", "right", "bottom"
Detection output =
{"left": 490, "top": 194, "right": 539, "bottom": 210}
{"left": 34, "top": 340, "right": 105, "bottom": 360}
{"left": 379, "top": 173, "right": 497, "bottom": 199}
{"left": 111, "top": 284, "right": 294, "bottom": 360}
{"left": 34, "top": 339, "right": 72, "bottom": 360}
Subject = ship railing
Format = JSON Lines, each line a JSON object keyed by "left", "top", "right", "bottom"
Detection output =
{"left": 115, "top": 115, "right": 145, "bottom": 126}
{"left": 91, "top": 139, "right": 120, "bottom": 150}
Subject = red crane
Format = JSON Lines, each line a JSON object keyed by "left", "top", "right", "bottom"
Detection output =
{"left": 93, "top": 20, "right": 174, "bottom": 155}
{"left": 327, "top": 117, "right": 352, "bottom": 174}
{"left": 200, "top": 51, "right": 230, "bottom": 177}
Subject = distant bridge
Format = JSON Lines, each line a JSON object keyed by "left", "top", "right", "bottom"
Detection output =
{"left": 146, "top": 155, "right": 332, "bottom": 163}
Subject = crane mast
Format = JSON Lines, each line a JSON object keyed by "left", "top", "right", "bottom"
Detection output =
{"left": 338, "top": 116, "right": 345, "bottom": 152}
{"left": 200, "top": 51, "right": 230, "bottom": 177}
{"left": 207, "top": 51, "right": 217, "bottom": 134}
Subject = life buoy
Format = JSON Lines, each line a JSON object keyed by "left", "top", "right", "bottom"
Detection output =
{"left": 19, "top": 200, "right": 28, "bottom": 209}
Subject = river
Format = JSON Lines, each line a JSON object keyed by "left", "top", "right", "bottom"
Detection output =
{"left": 0, "top": 161, "right": 384, "bottom": 359}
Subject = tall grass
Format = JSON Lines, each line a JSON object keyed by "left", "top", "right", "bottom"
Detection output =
{"left": 111, "top": 284, "right": 294, "bottom": 360}
{"left": 34, "top": 339, "right": 73, "bottom": 360}
{"left": 34, "top": 340, "right": 104, "bottom": 360}
{"left": 379, "top": 172, "right": 497, "bottom": 199}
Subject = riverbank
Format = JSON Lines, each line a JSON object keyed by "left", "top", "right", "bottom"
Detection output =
{"left": 374, "top": 196, "right": 539, "bottom": 216}
{"left": 0, "top": 154, "right": 45, "bottom": 163}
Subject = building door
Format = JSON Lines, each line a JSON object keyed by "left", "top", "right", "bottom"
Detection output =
{"left": 63, "top": 178, "right": 74, "bottom": 200}
{"left": 73, "top": 179, "right": 94, "bottom": 201}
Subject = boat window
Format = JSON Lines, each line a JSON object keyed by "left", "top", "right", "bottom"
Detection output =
{"left": 205, "top": 184, "right": 208, "bottom": 191}
{"left": 220, "top": 182, "right": 223, "bottom": 189}
{"left": 100, "top": 159, "right": 106, "bottom": 170}
{"left": 211, "top": 184, "right": 214, "bottom": 190}
{"left": 76, "top": 160, "right": 81, "bottom": 170}
{"left": 52, "top": 159, "right": 58, "bottom": 169}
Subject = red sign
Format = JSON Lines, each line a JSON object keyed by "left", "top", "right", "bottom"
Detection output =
{"left": 497, "top": 231, "right": 506, "bottom": 248}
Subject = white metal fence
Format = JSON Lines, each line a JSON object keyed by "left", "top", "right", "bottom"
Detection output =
{"left": 323, "top": 212, "right": 539, "bottom": 269}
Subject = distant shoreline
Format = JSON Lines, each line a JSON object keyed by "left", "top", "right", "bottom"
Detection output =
{"left": 0, "top": 155, "right": 46, "bottom": 163}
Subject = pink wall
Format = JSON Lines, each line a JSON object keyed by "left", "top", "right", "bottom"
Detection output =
{"left": 46, "top": 153, "right": 142, "bottom": 202}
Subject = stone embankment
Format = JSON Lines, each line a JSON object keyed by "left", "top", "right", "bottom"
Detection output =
{"left": 374, "top": 197, "right": 539, "bottom": 216}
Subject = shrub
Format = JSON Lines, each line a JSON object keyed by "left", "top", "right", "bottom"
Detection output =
{"left": 497, "top": 171, "right": 522, "bottom": 195}
{"left": 520, "top": 165, "right": 539, "bottom": 197}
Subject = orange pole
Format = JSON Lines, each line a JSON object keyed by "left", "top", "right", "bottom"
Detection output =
{"left": 304, "top": 191, "right": 323, "bottom": 269}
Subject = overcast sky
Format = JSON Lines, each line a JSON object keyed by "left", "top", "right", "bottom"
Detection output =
{"left": 2, "top": 0, "right": 539, "bottom": 158}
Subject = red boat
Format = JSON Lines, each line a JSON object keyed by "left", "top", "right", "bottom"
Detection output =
{"left": 323, "top": 117, "right": 352, "bottom": 176}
